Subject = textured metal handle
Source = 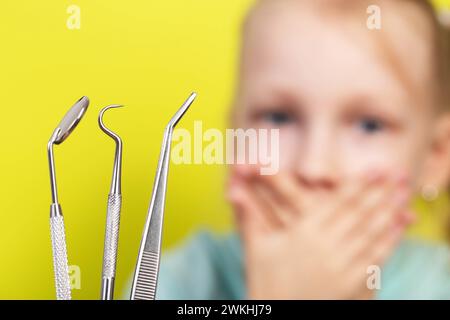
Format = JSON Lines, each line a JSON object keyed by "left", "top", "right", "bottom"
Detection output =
{"left": 131, "top": 250, "right": 160, "bottom": 300}
{"left": 101, "top": 193, "right": 122, "bottom": 299}
{"left": 102, "top": 193, "right": 122, "bottom": 278}
{"left": 50, "top": 212, "right": 71, "bottom": 300}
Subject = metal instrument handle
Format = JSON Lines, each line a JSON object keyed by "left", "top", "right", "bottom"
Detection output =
{"left": 50, "top": 204, "right": 71, "bottom": 300}
{"left": 101, "top": 193, "right": 122, "bottom": 300}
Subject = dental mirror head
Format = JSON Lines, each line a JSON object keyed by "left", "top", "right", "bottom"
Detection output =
{"left": 52, "top": 96, "right": 90, "bottom": 144}
{"left": 48, "top": 96, "right": 90, "bottom": 204}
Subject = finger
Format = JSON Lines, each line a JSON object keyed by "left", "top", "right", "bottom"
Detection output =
{"left": 343, "top": 234, "right": 396, "bottom": 301}
{"left": 358, "top": 290, "right": 376, "bottom": 300}
{"left": 252, "top": 179, "right": 293, "bottom": 227}
{"left": 342, "top": 206, "right": 402, "bottom": 264}
{"left": 353, "top": 185, "right": 410, "bottom": 240}
{"left": 258, "top": 172, "right": 302, "bottom": 213}
{"left": 232, "top": 164, "right": 261, "bottom": 180}
{"left": 227, "top": 176, "right": 274, "bottom": 238}
{"left": 344, "top": 193, "right": 412, "bottom": 266}
{"left": 367, "top": 223, "right": 407, "bottom": 266}
{"left": 357, "top": 222, "right": 407, "bottom": 276}
{"left": 317, "top": 171, "right": 385, "bottom": 226}
{"left": 330, "top": 173, "right": 408, "bottom": 237}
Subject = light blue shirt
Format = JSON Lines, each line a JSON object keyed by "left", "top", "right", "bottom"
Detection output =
{"left": 152, "top": 231, "right": 450, "bottom": 299}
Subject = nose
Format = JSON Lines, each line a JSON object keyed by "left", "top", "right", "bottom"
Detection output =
{"left": 295, "top": 126, "right": 338, "bottom": 191}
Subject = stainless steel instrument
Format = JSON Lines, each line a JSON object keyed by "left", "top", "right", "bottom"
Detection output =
{"left": 99, "top": 105, "right": 124, "bottom": 300}
{"left": 130, "top": 92, "right": 197, "bottom": 300}
{"left": 47, "top": 96, "right": 89, "bottom": 300}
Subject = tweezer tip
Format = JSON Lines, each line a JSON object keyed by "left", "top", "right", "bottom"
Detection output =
{"left": 183, "top": 92, "right": 197, "bottom": 106}
{"left": 167, "top": 92, "right": 197, "bottom": 128}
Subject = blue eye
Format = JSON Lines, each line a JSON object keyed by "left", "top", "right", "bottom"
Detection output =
{"left": 263, "top": 111, "right": 294, "bottom": 125}
{"left": 358, "top": 118, "right": 384, "bottom": 133}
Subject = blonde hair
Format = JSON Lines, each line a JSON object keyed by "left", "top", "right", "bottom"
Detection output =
{"left": 418, "top": 0, "right": 450, "bottom": 112}
{"left": 243, "top": 0, "right": 450, "bottom": 111}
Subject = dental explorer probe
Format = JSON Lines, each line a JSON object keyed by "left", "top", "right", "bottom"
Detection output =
{"left": 99, "top": 105, "right": 124, "bottom": 300}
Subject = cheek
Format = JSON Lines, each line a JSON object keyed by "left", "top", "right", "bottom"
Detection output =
{"left": 238, "top": 128, "right": 300, "bottom": 171}
{"left": 228, "top": 129, "right": 299, "bottom": 175}
{"left": 338, "top": 136, "right": 423, "bottom": 182}
{"left": 277, "top": 129, "right": 300, "bottom": 170}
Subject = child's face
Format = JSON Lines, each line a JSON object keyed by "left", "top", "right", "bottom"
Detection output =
{"left": 233, "top": 1, "right": 448, "bottom": 191}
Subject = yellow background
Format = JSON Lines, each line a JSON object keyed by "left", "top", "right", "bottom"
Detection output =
{"left": 0, "top": 0, "right": 448, "bottom": 300}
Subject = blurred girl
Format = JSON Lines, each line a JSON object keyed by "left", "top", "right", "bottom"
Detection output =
{"left": 156, "top": 0, "right": 450, "bottom": 299}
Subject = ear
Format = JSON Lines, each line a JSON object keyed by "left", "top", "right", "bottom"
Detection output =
{"left": 420, "top": 112, "right": 450, "bottom": 190}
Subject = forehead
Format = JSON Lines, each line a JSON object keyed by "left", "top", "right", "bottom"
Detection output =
{"left": 240, "top": 0, "right": 434, "bottom": 105}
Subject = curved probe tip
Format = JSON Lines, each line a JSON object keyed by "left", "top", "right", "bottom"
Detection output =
{"left": 98, "top": 105, "right": 125, "bottom": 142}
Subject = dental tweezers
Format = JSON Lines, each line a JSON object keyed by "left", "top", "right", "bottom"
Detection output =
{"left": 130, "top": 92, "right": 197, "bottom": 300}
